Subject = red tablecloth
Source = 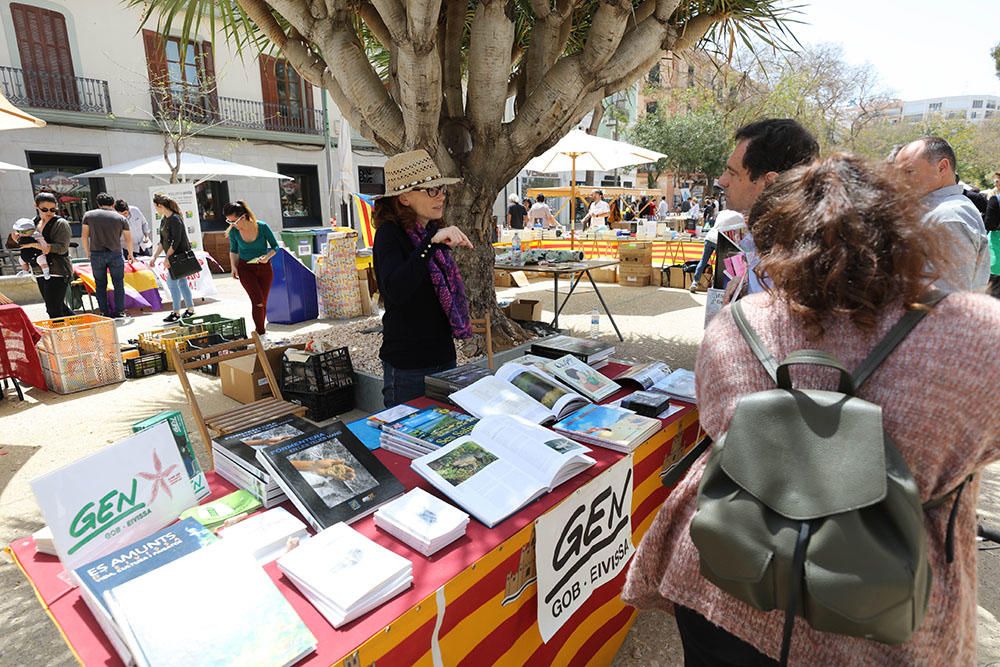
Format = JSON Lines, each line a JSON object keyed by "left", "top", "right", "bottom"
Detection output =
{"left": 0, "top": 303, "right": 44, "bottom": 389}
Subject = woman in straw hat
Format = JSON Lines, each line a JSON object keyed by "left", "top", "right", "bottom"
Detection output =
{"left": 373, "top": 149, "right": 474, "bottom": 408}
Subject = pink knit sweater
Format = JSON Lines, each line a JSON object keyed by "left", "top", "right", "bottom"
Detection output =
{"left": 622, "top": 291, "right": 1000, "bottom": 665}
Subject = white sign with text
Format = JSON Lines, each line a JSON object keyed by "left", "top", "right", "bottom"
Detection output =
{"left": 148, "top": 183, "right": 203, "bottom": 251}
{"left": 535, "top": 455, "right": 634, "bottom": 643}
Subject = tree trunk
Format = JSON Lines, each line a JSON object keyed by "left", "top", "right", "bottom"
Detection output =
{"left": 447, "top": 183, "right": 529, "bottom": 356}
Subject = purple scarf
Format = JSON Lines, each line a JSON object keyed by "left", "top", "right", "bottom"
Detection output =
{"left": 407, "top": 223, "right": 472, "bottom": 339}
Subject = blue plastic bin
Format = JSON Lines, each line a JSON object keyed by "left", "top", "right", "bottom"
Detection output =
{"left": 266, "top": 248, "right": 318, "bottom": 324}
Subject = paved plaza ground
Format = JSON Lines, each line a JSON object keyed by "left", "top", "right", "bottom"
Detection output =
{"left": 1, "top": 275, "right": 998, "bottom": 665}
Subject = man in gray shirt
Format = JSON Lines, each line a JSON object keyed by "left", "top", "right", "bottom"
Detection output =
{"left": 82, "top": 192, "right": 133, "bottom": 318}
{"left": 894, "top": 136, "right": 990, "bottom": 291}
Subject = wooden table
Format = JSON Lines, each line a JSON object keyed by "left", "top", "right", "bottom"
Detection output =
{"left": 493, "top": 259, "right": 624, "bottom": 340}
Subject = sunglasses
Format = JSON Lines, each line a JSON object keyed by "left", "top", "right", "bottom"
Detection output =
{"left": 415, "top": 185, "right": 448, "bottom": 198}
{"left": 38, "top": 207, "right": 57, "bottom": 213}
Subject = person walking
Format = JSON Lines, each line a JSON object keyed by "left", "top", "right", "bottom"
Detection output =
{"left": 4, "top": 192, "right": 74, "bottom": 318}
{"left": 985, "top": 185, "right": 1000, "bottom": 297}
{"left": 82, "top": 192, "right": 132, "bottom": 319}
{"left": 372, "top": 149, "right": 473, "bottom": 408}
{"left": 149, "top": 193, "right": 195, "bottom": 322}
{"left": 114, "top": 199, "right": 152, "bottom": 258}
{"left": 689, "top": 209, "right": 739, "bottom": 293}
{"left": 225, "top": 200, "right": 279, "bottom": 340}
{"left": 623, "top": 154, "right": 1000, "bottom": 665}
{"left": 506, "top": 194, "right": 527, "bottom": 230}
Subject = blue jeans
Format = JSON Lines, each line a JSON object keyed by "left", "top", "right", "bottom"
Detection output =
{"left": 165, "top": 274, "right": 194, "bottom": 311}
{"left": 90, "top": 250, "right": 125, "bottom": 316}
{"left": 693, "top": 240, "right": 717, "bottom": 284}
{"left": 382, "top": 360, "right": 455, "bottom": 408}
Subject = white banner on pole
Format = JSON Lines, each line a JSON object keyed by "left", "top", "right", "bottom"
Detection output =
{"left": 535, "top": 455, "right": 634, "bottom": 643}
{"left": 148, "top": 183, "right": 203, "bottom": 251}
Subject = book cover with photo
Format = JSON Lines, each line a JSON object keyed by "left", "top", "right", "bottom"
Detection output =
{"left": 545, "top": 354, "right": 620, "bottom": 402}
{"left": 213, "top": 415, "right": 317, "bottom": 477}
{"left": 529, "top": 335, "right": 615, "bottom": 364}
{"left": 411, "top": 415, "right": 595, "bottom": 527}
{"left": 553, "top": 403, "right": 661, "bottom": 453}
{"left": 450, "top": 362, "right": 589, "bottom": 425}
{"left": 257, "top": 421, "right": 405, "bottom": 531}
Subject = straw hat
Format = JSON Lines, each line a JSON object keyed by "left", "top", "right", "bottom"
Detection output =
{"left": 380, "top": 149, "right": 462, "bottom": 197}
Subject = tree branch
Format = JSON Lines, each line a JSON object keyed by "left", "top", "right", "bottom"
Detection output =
{"left": 235, "top": 0, "right": 288, "bottom": 48}
{"left": 405, "top": 0, "right": 443, "bottom": 46}
{"left": 442, "top": 0, "right": 465, "bottom": 119}
{"left": 672, "top": 13, "right": 720, "bottom": 53}
{"left": 466, "top": 0, "right": 514, "bottom": 137}
{"left": 580, "top": 0, "right": 632, "bottom": 75}
{"left": 357, "top": 2, "right": 393, "bottom": 49}
{"left": 370, "top": 0, "right": 407, "bottom": 42}
{"left": 266, "top": 0, "right": 318, "bottom": 39}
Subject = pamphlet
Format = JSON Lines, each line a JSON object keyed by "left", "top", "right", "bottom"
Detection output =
{"left": 544, "top": 354, "right": 620, "bottom": 402}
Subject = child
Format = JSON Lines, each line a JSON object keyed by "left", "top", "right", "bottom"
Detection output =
{"left": 12, "top": 218, "right": 49, "bottom": 279}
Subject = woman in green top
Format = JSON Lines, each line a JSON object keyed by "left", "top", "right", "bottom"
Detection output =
{"left": 224, "top": 200, "right": 279, "bottom": 336}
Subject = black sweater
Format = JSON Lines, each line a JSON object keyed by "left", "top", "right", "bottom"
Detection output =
{"left": 373, "top": 221, "right": 455, "bottom": 369}
{"left": 159, "top": 214, "right": 191, "bottom": 255}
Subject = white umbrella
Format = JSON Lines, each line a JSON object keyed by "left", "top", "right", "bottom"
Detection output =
{"left": 335, "top": 117, "right": 357, "bottom": 206}
{"left": 525, "top": 130, "right": 667, "bottom": 247}
{"left": 0, "top": 160, "right": 32, "bottom": 172}
{"left": 0, "top": 90, "right": 45, "bottom": 131}
{"left": 75, "top": 152, "right": 291, "bottom": 185}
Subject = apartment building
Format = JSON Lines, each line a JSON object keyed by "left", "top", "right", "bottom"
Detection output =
{"left": 0, "top": 0, "right": 387, "bottom": 245}
{"left": 880, "top": 95, "right": 1000, "bottom": 124}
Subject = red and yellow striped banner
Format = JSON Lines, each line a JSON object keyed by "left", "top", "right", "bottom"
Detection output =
{"left": 354, "top": 194, "right": 376, "bottom": 248}
{"left": 495, "top": 238, "right": 706, "bottom": 266}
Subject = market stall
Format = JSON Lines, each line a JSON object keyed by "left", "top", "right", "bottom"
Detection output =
{"left": 495, "top": 235, "right": 707, "bottom": 266}
{"left": 6, "top": 374, "right": 700, "bottom": 665}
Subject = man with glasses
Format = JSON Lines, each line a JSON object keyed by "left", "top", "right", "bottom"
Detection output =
{"left": 82, "top": 193, "right": 133, "bottom": 321}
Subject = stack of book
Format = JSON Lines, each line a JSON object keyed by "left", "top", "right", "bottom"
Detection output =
{"left": 553, "top": 403, "right": 662, "bottom": 453}
{"left": 256, "top": 421, "right": 405, "bottom": 532}
{"left": 424, "top": 363, "right": 494, "bottom": 403}
{"left": 530, "top": 335, "right": 615, "bottom": 368}
{"left": 218, "top": 507, "right": 310, "bottom": 565}
{"left": 278, "top": 522, "right": 413, "bottom": 628}
{"left": 374, "top": 487, "right": 470, "bottom": 556}
{"left": 212, "top": 416, "right": 318, "bottom": 507}
{"left": 379, "top": 406, "right": 479, "bottom": 458}
{"left": 33, "top": 525, "right": 56, "bottom": 556}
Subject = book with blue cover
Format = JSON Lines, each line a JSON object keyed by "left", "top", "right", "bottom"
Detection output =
{"left": 553, "top": 403, "right": 661, "bottom": 453}
{"left": 380, "top": 406, "right": 479, "bottom": 457}
{"left": 72, "top": 518, "right": 218, "bottom": 664}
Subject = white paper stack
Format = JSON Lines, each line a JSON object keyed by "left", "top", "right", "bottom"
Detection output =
{"left": 374, "top": 488, "right": 470, "bottom": 556}
{"left": 278, "top": 523, "right": 412, "bottom": 628}
{"left": 218, "top": 507, "right": 310, "bottom": 565}
{"left": 33, "top": 525, "right": 56, "bottom": 556}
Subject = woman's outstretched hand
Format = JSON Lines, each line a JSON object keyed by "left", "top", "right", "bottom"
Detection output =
{"left": 430, "top": 226, "right": 473, "bottom": 249}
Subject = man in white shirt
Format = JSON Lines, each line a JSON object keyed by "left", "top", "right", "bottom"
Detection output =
{"left": 688, "top": 199, "right": 701, "bottom": 221}
{"left": 656, "top": 196, "right": 669, "bottom": 220}
{"left": 114, "top": 199, "right": 152, "bottom": 256}
{"left": 581, "top": 190, "right": 610, "bottom": 230}
{"left": 527, "top": 194, "right": 557, "bottom": 228}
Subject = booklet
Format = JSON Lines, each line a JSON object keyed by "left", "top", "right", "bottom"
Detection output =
{"left": 366, "top": 404, "right": 420, "bottom": 429}
{"left": 218, "top": 507, "right": 310, "bottom": 564}
{"left": 614, "top": 361, "right": 672, "bottom": 390}
{"left": 552, "top": 403, "right": 662, "bottom": 453}
{"left": 451, "top": 362, "right": 590, "bottom": 425}
{"left": 257, "top": 421, "right": 405, "bottom": 532}
{"left": 374, "top": 488, "right": 469, "bottom": 556}
{"left": 543, "top": 354, "right": 620, "bottom": 402}
{"left": 410, "top": 415, "right": 596, "bottom": 527}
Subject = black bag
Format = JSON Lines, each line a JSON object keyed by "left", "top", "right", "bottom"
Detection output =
{"left": 167, "top": 250, "right": 201, "bottom": 279}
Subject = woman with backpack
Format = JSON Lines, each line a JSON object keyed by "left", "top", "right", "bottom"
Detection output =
{"left": 623, "top": 154, "right": 1000, "bottom": 665}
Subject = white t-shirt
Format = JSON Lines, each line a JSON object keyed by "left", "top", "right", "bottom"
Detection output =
{"left": 528, "top": 202, "right": 553, "bottom": 226}
{"left": 656, "top": 200, "right": 669, "bottom": 218}
{"left": 587, "top": 200, "right": 610, "bottom": 224}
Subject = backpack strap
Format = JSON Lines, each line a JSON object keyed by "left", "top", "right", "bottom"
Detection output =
{"left": 731, "top": 300, "right": 779, "bottom": 383}
{"left": 779, "top": 520, "right": 813, "bottom": 666}
{"left": 923, "top": 474, "right": 974, "bottom": 563}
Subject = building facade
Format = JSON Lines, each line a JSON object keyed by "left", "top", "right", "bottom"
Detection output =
{"left": 884, "top": 95, "right": 1000, "bottom": 124}
{"left": 0, "top": 0, "right": 387, "bottom": 250}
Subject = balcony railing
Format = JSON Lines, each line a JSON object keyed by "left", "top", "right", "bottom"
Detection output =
{"left": 218, "top": 97, "right": 324, "bottom": 136}
{"left": 0, "top": 66, "right": 111, "bottom": 115}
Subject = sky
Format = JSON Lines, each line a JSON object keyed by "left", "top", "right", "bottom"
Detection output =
{"left": 787, "top": 0, "right": 1000, "bottom": 100}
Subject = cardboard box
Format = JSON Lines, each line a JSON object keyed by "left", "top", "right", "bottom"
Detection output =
{"left": 494, "top": 270, "right": 515, "bottom": 287}
{"left": 650, "top": 266, "right": 663, "bottom": 287}
{"left": 691, "top": 266, "right": 713, "bottom": 292}
{"left": 589, "top": 266, "right": 618, "bottom": 283}
{"left": 220, "top": 343, "right": 306, "bottom": 404}
{"left": 618, "top": 241, "right": 654, "bottom": 264}
{"left": 509, "top": 299, "right": 542, "bottom": 321}
{"left": 667, "top": 265, "right": 692, "bottom": 289}
{"left": 618, "top": 272, "right": 651, "bottom": 287}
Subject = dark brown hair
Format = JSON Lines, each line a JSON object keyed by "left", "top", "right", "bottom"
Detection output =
{"left": 373, "top": 195, "right": 443, "bottom": 232}
{"left": 152, "top": 193, "right": 182, "bottom": 217}
{"left": 222, "top": 200, "right": 257, "bottom": 236}
{"left": 747, "top": 153, "right": 948, "bottom": 337}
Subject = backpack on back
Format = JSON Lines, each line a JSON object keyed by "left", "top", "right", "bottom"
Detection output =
{"left": 689, "top": 297, "right": 965, "bottom": 663}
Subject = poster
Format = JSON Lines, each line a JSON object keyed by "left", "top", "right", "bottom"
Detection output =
{"left": 30, "top": 422, "right": 198, "bottom": 571}
{"left": 535, "top": 455, "right": 634, "bottom": 643}
{"left": 148, "top": 183, "right": 203, "bottom": 251}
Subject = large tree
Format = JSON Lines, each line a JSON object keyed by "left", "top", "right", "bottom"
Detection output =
{"left": 629, "top": 99, "right": 730, "bottom": 190}
{"left": 136, "top": 0, "right": 795, "bottom": 344}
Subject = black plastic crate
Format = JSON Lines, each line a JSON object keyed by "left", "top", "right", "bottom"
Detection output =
{"left": 281, "top": 347, "right": 354, "bottom": 394}
{"left": 285, "top": 386, "right": 354, "bottom": 422}
{"left": 124, "top": 351, "right": 167, "bottom": 379}
{"left": 186, "top": 333, "right": 242, "bottom": 376}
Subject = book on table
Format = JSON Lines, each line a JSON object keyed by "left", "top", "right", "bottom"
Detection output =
{"left": 374, "top": 487, "right": 470, "bottom": 556}
{"left": 620, "top": 390, "right": 673, "bottom": 418}
{"left": 529, "top": 335, "right": 615, "bottom": 365}
{"left": 103, "top": 541, "right": 316, "bottom": 667}
{"left": 410, "top": 415, "right": 596, "bottom": 527}
{"left": 423, "top": 363, "right": 494, "bottom": 402}
{"left": 257, "top": 421, "right": 405, "bottom": 532}
{"left": 211, "top": 415, "right": 318, "bottom": 507}
{"left": 614, "top": 361, "right": 672, "bottom": 389}
{"left": 379, "top": 406, "right": 479, "bottom": 459}
{"left": 365, "top": 404, "right": 420, "bottom": 429}
{"left": 72, "top": 518, "right": 219, "bottom": 666}
{"left": 217, "top": 506, "right": 310, "bottom": 565}
{"left": 648, "top": 368, "right": 698, "bottom": 403}
{"left": 277, "top": 522, "right": 413, "bottom": 628}
{"left": 450, "top": 362, "right": 590, "bottom": 425}
{"left": 553, "top": 403, "right": 662, "bottom": 453}
{"left": 543, "top": 354, "right": 621, "bottom": 402}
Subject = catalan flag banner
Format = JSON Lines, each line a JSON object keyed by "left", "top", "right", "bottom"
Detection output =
{"left": 354, "top": 193, "right": 376, "bottom": 248}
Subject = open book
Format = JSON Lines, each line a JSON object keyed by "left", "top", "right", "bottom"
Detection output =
{"left": 450, "top": 362, "right": 589, "bottom": 424}
{"left": 648, "top": 368, "right": 697, "bottom": 403}
{"left": 411, "top": 415, "right": 596, "bottom": 527}
{"left": 614, "top": 361, "right": 672, "bottom": 390}
{"left": 544, "top": 354, "right": 620, "bottom": 402}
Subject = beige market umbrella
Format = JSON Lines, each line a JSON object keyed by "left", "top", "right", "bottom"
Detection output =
{"left": 0, "top": 90, "right": 46, "bottom": 131}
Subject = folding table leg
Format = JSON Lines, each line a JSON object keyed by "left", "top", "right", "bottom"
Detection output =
{"left": 586, "top": 271, "right": 623, "bottom": 341}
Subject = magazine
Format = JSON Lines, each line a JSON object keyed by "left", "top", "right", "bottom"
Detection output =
{"left": 380, "top": 406, "right": 479, "bottom": 458}
{"left": 614, "top": 361, "right": 672, "bottom": 390}
{"left": 450, "top": 362, "right": 590, "bottom": 425}
{"left": 649, "top": 368, "right": 698, "bottom": 403}
{"left": 552, "top": 403, "right": 662, "bottom": 453}
{"left": 530, "top": 335, "right": 615, "bottom": 364}
{"left": 257, "top": 421, "right": 405, "bottom": 532}
{"left": 544, "top": 354, "right": 620, "bottom": 402}
{"left": 410, "top": 415, "right": 596, "bottom": 527}
{"left": 424, "top": 363, "right": 494, "bottom": 402}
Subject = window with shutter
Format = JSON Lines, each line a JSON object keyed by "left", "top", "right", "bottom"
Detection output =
{"left": 260, "top": 55, "right": 313, "bottom": 132}
{"left": 142, "top": 30, "right": 217, "bottom": 121}
{"left": 9, "top": 3, "right": 79, "bottom": 111}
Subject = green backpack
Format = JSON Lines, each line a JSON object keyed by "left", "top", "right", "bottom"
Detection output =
{"left": 688, "top": 297, "right": 969, "bottom": 664}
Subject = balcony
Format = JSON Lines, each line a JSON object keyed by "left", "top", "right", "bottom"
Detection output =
{"left": 218, "top": 97, "right": 324, "bottom": 136}
{"left": 0, "top": 66, "right": 111, "bottom": 115}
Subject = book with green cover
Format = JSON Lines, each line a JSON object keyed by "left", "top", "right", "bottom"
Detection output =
{"left": 178, "top": 490, "right": 262, "bottom": 529}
